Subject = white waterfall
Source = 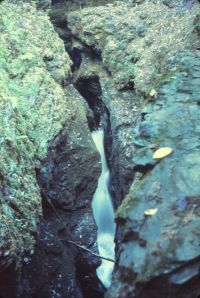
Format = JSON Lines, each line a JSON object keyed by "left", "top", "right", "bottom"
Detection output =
{"left": 91, "top": 129, "right": 116, "bottom": 288}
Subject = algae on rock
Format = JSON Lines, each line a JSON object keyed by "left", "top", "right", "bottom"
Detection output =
{"left": 0, "top": 0, "right": 73, "bottom": 267}
{"left": 68, "top": 0, "right": 199, "bottom": 92}
{"left": 66, "top": 0, "right": 200, "bottom": 297}
{"left": 106, "top": 50, "right": 200, "bottom": 298}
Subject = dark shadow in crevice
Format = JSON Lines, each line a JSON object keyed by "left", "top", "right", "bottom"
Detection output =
{"left": 76, "top": 263, "right": 106, "bottom": 298}
{"left": 75, "top": 75, "right": 113, "bottom": 174}
{"left": 49, "top": 1, "right": 102, "bottom": 73}
{"left": 136, "top": 256, "right": 200, "bottom": 298}
{"left": 0, "top": 263, "right": 17, "bottom": 298}
{"left": 134, "top": 163, "right": 156, "bottom": 175}
{"left": 49, "top": 1, "right": 79, "bottom": 71}
{"left": 75, "top": 76, "right": 107, "bottom": 130}
{"left": 120, "top": 80, "right": 135, "bottom": 91}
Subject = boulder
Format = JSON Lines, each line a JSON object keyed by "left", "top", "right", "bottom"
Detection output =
{"left": 68, "top": 0, "right": 198, "bottom": 92}
{"left": 0, "top": 0, "right": 71, "bottom": 268}
{"left": 68, "top": 1, "right": 200, "bottom": 297}
{"left": 106, "top": 51, "right": 200, "bottom": 298}
{"left": 0, "top": 1, "right": 101, "bottom": 297}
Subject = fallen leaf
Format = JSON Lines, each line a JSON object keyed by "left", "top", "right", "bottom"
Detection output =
{"left": 144, "top": 208, "right": 158, "bottom": 216}
{"left": 149, "top": 89, "right": 157, "bottom": 98}
{"left": 153, "top": 147, "right": 173, "bottom": 159}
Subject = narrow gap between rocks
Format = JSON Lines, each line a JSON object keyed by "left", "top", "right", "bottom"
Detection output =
{"left": 75, "top": 76, "right": 108, "bottom": 130}
{"left": 47, "top": 2, "right": 116, "bottom": 296}
{"left": 74, "top": 75, "right": 116, "bottom": 289}
{"left": 8, "top": 1, "right": 117, "bottom": 296}
{"left": 74, "top": 75, "right": 113, "bottom": 173}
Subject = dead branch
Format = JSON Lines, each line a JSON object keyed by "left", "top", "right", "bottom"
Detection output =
{"left": 65, "top": 240, "right": 115, "bottom": 263}
{"left": 41, "top": 188, "right": 115, "bottom": 263}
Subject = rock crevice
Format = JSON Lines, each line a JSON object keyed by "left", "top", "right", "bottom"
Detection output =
{"left": 0, "top": 0, "right": 200, "bottom": 297}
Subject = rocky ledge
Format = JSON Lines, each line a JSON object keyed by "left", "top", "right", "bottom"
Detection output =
{"left": 0, "top": 0, "right": 200, "bottom": 297}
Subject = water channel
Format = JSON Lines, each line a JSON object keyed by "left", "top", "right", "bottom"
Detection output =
{"left": 91, "top": 129, "right": 116, "bottom": 288}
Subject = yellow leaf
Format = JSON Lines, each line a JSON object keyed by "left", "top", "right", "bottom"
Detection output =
{"left": 149, "top": 89, "right": 157, "bottom": 98}
{"left": 153, "top": 147, "right": 173, "bottom": 159}
{"left": 144, "top": 208, "right": 158, "bottom": 216}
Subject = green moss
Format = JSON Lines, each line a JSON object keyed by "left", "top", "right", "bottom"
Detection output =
{"left": 0, "top": 0, "right": 73, "bottom": 265}
{"left": 68, "top": 0, "right": 199, "bottom": 92}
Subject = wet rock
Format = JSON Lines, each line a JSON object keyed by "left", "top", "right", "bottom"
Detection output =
{"left": 194, "top": 13, "right": 200, "bottom": 36}
{"left": 73, "top": 48, "right": 140, "bottom": 205}
{"left": 17, "top": 219, "right": 78, "bottom": 298}
{"left": 1, "top": 0, "right": 200, "bottom": 297}
{"left": 8, "top": 0, "right": 51, "bottom": 10}
{"left": 37, "top": 86, "right": 100, "bottom": 211}
{"left": 67, "top": 0, "right": 200, "bottom": 213}
{"left": 68, "top": 0, "right": 199, "bottom": 92}
{"left": 16, "top": 207, "right": 103, "bottom": 298}
{"left": 68, "top": 11, "right": 200, "bottom": 298}
{"left": 163, "top": 0, "right": 198, "bottom": 10}
{"left": 106, "top": 51, "right": 200, "bottom": 298}
{"left": 0, "top": 1, "right": 103, "bottom": 297}
{"left": 99, "top": 77, "right": 140, "bottom": 205}
{"left": 0, "top": 0, "right": 71, "bottom": 270}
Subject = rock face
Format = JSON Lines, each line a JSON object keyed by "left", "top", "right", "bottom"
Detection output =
{"left": 0, "top": 0, "right": 71, "bottom": 269}
{"left": 0, "top": 1, "right": 102, "bottom": 297}
{"left": 68, "top": 0, "right": 200, "bottom": 297}
{"left": 1, "top": 0, "right": 200, "bottom": 297}
{"left": 17, "top": 87, "right": 102, "bottom": 298}
{"left": 107, "top": 50, "right": 200, "bottom": 298}
{"left": 68, "top": 0, "right": 198, "bottom": 92}
{"left": 68, "top": 0, "right": 199, "bottom": 204}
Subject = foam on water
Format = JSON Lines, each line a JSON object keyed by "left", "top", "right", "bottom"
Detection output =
{"left": 91, "top": 129, "right": 116, "bottom": 288}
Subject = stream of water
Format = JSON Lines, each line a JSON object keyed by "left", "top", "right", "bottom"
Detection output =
{"left": 91, "top": 129, "right": 116, "bottom": 288}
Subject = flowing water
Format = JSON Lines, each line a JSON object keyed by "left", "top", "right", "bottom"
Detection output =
{"left": 91, "top": 129, "right": 116, "bottom": 288}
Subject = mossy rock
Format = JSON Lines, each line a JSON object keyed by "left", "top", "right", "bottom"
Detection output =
{"left": 68, "top": 0, "right": 199, "bottom": 92}
{"left": 0, "top": 0, "right": 73, "bottom": 267}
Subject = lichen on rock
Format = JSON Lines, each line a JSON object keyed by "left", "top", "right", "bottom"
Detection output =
{"left": 0, "top": 0, "right": 73, "bottom": 267}
{"left": 106, "top": 50, "right": 200, "bottom": 298}
{"left": 68, "top": 0, "right": 199, "bottom": 93}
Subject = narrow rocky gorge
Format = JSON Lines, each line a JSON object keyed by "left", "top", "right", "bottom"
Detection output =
{"left": 0, "top": 0, "right": 200, "bottom": 298}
